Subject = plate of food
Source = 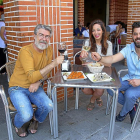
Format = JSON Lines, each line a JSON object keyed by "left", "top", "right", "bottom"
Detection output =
{"left": 62, "top": 71, "right": 87, "bottom": 81}
{"left": 86, "top": 72, "right": 114, "bottom": 83}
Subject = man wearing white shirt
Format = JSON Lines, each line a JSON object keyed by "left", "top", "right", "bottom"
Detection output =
{"left": 82, "top": 22, "right": 90, "bottom": 37}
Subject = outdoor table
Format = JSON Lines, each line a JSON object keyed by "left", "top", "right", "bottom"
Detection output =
{"left": 51, "top": 64, "right": 121, "bottom": 140}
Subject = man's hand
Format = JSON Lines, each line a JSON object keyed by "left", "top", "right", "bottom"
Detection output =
{"left": 91, "top": 52, "right": 101, "bottom": 61}
{"left": 128, "top": 79, "right": 140, "bottom": 87}
{"left": 53, "top": 56, "right": 64, "bottom": 67}
{"left": 29, "top": 81, "right": 41, "bottom": 93}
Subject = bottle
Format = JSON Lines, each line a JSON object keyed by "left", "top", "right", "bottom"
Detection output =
{"left": 61, "top": 51, "right": 71, "bottom": 72}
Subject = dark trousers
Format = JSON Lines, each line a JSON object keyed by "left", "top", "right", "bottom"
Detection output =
{"left": 0, "top": 48, "right": 6, "bottom": 73}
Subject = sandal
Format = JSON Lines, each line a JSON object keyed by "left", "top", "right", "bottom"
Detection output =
{"left": 28, "top": 119, "right": 39, "bottom": 134}
{"left": 12, "top": 119, "right": 28, "bottom": 137}
{"left": 96, "top": 98, "right": 103, "bottom": 107}
{"left": 87, "top": 102, "right": 95, "bottom": 111}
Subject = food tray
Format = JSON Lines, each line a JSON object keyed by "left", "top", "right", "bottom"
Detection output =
{"left": 86, "top": 72, "right": 114, "bottom": 83}
{"left": 62, "top": 71, "right": 87, "bottom": 81}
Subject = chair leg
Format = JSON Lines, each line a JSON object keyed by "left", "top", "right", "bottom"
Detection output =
{"left": 106, "top": 92, "right": 110, "bottom": 115}
{"left": 49, "top": 111, "right": 53, "bottom": 135}
{"left": 0, "top": 86, "right": 13, "bottom": 140}
{"left": 130, "top": 102, "right": 140, "bottom": 132}
{"left": 64, "top": 87, "right": 67, "bottom": 111}
{"left": 75, "top": 87, "right": 79, "bottom": 109}
{"left": 106, "top": 92, "right": 113, "bottom": 115}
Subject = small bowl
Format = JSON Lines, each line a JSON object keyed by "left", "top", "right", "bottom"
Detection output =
{"left": 87, "top": 63, "right": 104, "bottom": 73}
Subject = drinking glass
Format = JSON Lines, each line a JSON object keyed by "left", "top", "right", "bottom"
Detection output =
{"left": 81, "top": 39, "right": 91, "bottom": 64}
{"left": 57, "top": 42, "right": 66, "bottom": 55}
{"left": 82, "top": 39, "right": 91, "bottom": 52}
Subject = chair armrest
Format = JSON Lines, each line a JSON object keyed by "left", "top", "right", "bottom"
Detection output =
{"left": 118, "top": 69, "right": 128, "bottom": 77}
{"left": 73, "top": 51, "right": 81, "bottom": 64}
{"left": 43, "top": 79, "right": 52, "bottom": 99}
{"left": 0, "top": 64, "right": 6, "bottom": 72}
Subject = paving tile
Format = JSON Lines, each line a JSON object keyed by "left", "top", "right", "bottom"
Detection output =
{"left": 122, "top": 127, "right": 140, "bottom": 140}
{"left": 70, "top": 119, "right": 101, "bottom": 138}
{"left": 0, "top": 123, "right": 9, "bottom": 139}
{"left": 58, "top": 124, "right": 85, "bottom": 140}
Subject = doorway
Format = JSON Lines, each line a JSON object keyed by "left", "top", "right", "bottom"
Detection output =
{"left": 84, "top": 0, "right": 107, "bottom": 26}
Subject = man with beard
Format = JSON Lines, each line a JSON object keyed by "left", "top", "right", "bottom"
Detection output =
{"left": 89, "top": 21, "right": 140, "bottom": 123}
{"left": 8, "top": 24, "right": 64, "bottom": 137}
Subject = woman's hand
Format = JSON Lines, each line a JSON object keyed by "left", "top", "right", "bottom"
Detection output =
{"left": 80, "top": 50, "right": 88, "bottom": 58}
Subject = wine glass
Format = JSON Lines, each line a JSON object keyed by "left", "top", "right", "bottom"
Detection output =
{"left": 57, "top": 42, "right": 66, "bottom": 55}
{"left": 82, "top": 39, "right": 91, "bottom": 52}
{"left": 81, "top": 39, "right": 91, "bottom": 64}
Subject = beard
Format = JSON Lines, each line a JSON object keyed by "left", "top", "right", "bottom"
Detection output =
{"left": 133, "top": 37, "right": 140, "bottom": 48}
{"left": 35, "top": 37, "right": 48, "bottom": 50}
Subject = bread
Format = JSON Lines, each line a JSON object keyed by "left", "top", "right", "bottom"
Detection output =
{"left": 89, "top": 63, "right": 101, "bottom": 67}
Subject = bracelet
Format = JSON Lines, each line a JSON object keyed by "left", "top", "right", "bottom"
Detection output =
{"left": 97, "top": 55, "right": 102, "bottom": 62}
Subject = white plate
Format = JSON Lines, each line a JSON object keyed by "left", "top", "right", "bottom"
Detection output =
{"left": 86, "top": 72, "right": 114, "bottom": 83}
{"left": 62, "top": 71, "right": 87, "bottom": 81}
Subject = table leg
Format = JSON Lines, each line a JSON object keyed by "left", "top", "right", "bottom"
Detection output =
{"left": 75, "top": 87, "right": 79, "bottom": 109}
{"left": 108, "top": 89, "right": 118, "bottom": 140}
{"left": 52, "top": 87, "right": 58, "bottom": 138}
{"left": 64, "top": 87, "right": 67, "bottom": 111}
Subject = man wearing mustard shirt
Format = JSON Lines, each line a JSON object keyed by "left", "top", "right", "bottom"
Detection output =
{"left": 8, "top": 24, "right": 64, "bottom": 137}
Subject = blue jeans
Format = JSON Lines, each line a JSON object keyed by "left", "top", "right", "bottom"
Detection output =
{"left": 8, "top": 86, "right": 53, "bottom": 128}
{"left": 107, "top": 78, "right": 140, "bottom": 116}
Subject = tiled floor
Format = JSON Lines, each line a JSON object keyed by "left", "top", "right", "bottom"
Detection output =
{"left": 0, "top": 60, "right": 140, "bottom": 140}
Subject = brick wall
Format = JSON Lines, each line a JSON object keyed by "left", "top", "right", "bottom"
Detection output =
{"left": 126, "top": 0, "right": 140, "bottom": 44}
{"left": 78, "top": 0, "right": 84, "bottom": 25}
{"left": 78, "top": 0, "right": 128, "bottom": 27}
{"left": 3, "top": 0, "right": 74, "bottom": 102}
{"left": 109, "top": 0, "right": 128, "bottom": 25}
{"left": 109, "top": 0, "right": 140, "bottom": 44}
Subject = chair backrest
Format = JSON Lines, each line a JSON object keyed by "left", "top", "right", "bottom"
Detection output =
{"left": 73, "top": 50, "right": 81, "bottom": 65}
{"left": 120, "top": 34, "right": 127, "bottom": 45}
{"left": 5, "top": 61, "right": 16, "bottom": 81}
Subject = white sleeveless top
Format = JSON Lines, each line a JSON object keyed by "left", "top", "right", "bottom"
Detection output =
{"left": 86, "top": 40, "right": 113, "bottom": 62}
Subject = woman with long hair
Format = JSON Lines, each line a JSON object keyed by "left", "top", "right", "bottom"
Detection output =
{"left": 80, "top": 19, "right": 113, "bottom": 111}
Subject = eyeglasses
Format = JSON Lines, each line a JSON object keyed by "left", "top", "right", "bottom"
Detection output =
{"left": 38, "top": 33, "right": 51, "bottom": 40}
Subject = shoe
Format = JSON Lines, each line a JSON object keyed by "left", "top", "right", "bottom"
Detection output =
{"left": 129, "top": 104, "right": 138, "bottom": 124}
{"left": 12, "top": 119, "right": 28, "bottom": 137}
{"left": 116, "top": 113, "right": 128, "bottom": 122}
{"left": 28, "top": 118, "right": 39, "bottom": 134}
{"left": 96, "top": 98, "right": 103, "bottom": 107}
{"left": 87, "top": 102, "right": 95, "bottom": 111}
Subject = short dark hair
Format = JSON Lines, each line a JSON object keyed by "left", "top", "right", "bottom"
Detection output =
{"left": 132, "top": 21, "right": 140, "bottom": 33}
{"left": 114, "top": 21, "right": 121, "bottom": 24}
{"left": 86, "top": 22, "right": 90, "bottom": 28}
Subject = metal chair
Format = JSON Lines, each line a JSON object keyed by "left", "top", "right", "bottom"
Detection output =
{"left": 73, "top": 51, "right": 120, "bottom": 118}
{"left": 118, "top": 69, "right": 140, "bottom": 132}
{"left": 73, "top": 51, "right": 110, "bottom": 112}
{"left": 117, "top": 34, "right": 127, "bottom": 53}
{"left": 107, "top": 69, "right": 140, "bottom": 132}
{"left": 0, "top": 61, "right": 53, "bottom": 140}
{"left": 73, "top": 51, "right": 81, "bottom": 109}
